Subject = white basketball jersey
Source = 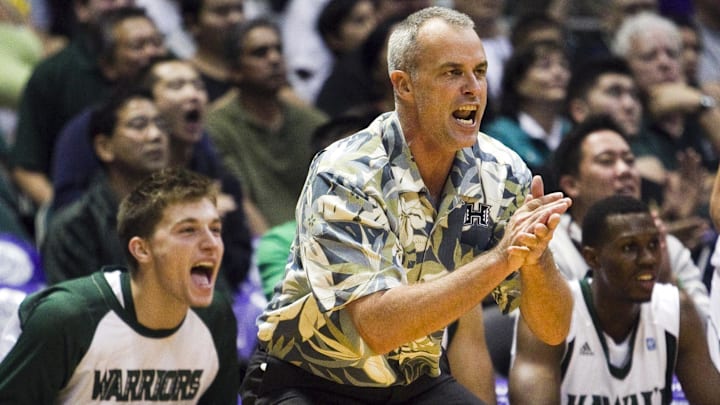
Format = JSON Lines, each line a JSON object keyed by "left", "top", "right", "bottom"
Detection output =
{"left": 561, "top": 280, "right": 679, "bottom": 404}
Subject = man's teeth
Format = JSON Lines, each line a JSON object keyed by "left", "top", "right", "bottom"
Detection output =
{"left": 454, "top": 105, "right": 477, "bottom": 124}
{"left": 637, "top": 274, "right": 653, "bottom": 281}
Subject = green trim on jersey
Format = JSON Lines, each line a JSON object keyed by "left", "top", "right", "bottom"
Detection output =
{"left": 0, "top": 267, "right": 239, "bottom": 404}
{"left": 580, "top": 278, "right": 640, "bottom": 379}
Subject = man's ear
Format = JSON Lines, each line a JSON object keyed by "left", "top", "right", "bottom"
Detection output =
{"left": 128, "top": 237, "right": 152, "bottom": 264}
{"left": 558, "top": 174, "right": 580, "bottom": 199}
{"left": 581, "top": 245, "right": 599, "bottom": 269}
{"left": 568, "top": 99, "right": 590, "bottom": 124}
{"left": 94, "top": 134, "right": 114, "bottom": 164}
{"left": 389, "top": 70, "right": 412, "bottom": 101}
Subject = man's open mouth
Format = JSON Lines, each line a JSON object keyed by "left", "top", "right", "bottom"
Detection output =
{"left": 184, "top": 108, "right": 201, "bottom": 124}
{"left": 190, "top": 263, "right": 214, "bottom": 287}
{"left": 453, "top": 105, "right": 477, "bottom": 125}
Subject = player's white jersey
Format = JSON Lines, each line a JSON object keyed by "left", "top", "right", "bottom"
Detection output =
{"left": 561, "top": 279, "right": 679, "bottom": 405}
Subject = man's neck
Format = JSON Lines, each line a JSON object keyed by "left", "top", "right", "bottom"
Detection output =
{"left": 239, "top": 90, "right": 284, "bottom": 131}
{"left": 130, "top": 276, "right": 187, "bottom": 330}
{"left": 169, "top": 140, "right": 195, "bottom": 167}
{"left": 591, "top": 283, "right": 641, "bottom": 344}
{"left": 191, "top": 50, "right": 229, "bottom": 81}
{"left": 107, "top": 171, "right": 144, "bottom": 202}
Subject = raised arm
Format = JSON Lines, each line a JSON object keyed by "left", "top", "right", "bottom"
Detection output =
{"left": 513, "top": 176, "right": 574, "bottom": 345}
{"left": 347, "top": 175, "right": 573, "bottom": 354}
{"left": 508, "top": 314, "right": 565, "bottom": 405}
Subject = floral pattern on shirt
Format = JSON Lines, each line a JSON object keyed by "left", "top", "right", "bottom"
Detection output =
{"left": 257, "top": 112, "right": 531, "bottom": 387}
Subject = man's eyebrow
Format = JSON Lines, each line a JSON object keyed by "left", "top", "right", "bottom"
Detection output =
{"left": 438, "top": 61, "right": 488, "bottom": 70}
{"left": 173, "top": 216, "right": 222, "bottom": 226}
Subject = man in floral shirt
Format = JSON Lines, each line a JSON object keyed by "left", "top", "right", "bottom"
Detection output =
{"left": 242, "top": 7, "right": 573, "bottom": 405}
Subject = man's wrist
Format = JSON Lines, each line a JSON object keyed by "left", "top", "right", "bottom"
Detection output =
{"left": 521, "top": 250, "right": 555, "bottom": 271}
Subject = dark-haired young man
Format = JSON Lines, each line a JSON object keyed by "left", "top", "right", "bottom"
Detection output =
{"left": 511, "top": 195, "right": 720, "bottom": 404}
{"left": 0, "top": 168, "right": 239, "bottom": 403}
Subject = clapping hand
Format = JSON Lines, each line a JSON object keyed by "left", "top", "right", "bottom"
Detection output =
{"left": 503, "top": 175, "right": 572, "bottom": 270}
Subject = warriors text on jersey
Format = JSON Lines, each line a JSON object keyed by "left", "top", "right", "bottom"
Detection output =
{"left": 0, "top": 268, "right": 239, "bottom": 404}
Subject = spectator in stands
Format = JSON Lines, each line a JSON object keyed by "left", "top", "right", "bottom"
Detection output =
{"left": 313, "top": 0, "right": 377, "bottom": 105}
{"left": 612, "top": 12, "right": 720, "bottom": 172}
{"left": 10, "top": 5, "right": 165, "bottom": 211}
{"left": 510, "top": 194, "right": 720, "bottom": 404}
{"left": 483, "top": 40, "right": 572, "bottom": 176}
{"left": 42, "top": 87, "right": 169, "bottom": 284}
{"left": 565, "top": 55, "right": 710, "bottom": 253}
{"left": 315, "top": 12, "right": 404, "bottom": 119}
{"left": 207, "top": 17, "right": 327, "bottom": 236}
{"left": 181, "top": 0, "right": 245, "bottom": 102}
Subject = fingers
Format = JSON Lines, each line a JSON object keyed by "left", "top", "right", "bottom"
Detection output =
{"left": 528, "top": 175, "right": 545, "bottom": 201}
{"left": 519, "top": 197, "right": 572, "bottom": 228}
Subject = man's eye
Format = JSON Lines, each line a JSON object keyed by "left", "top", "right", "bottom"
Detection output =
{"left": 127, "top": 117, "right": 150, "bottom": 130}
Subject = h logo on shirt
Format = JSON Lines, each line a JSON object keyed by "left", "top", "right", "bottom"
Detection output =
{"left": 464, "top": 202, "right": 490, "bottom": 227}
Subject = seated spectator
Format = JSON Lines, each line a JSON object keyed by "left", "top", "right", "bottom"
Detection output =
{"left": 50, "top": 57, "right": 253, "bottom": 292}
{"left": 548, "top": 115, "right": 710, "bottom": 317}
{"left": 42, "top": 87, "right": 169, "bottom": 284}
{"left": 0, "top": 167, "right": 240, "bottom": 404}
{"left": 180, "top": 0, "right": 245, "bottom": 101}
{"left": 314, "top": 0, "right": 377, "bottom": 105}
{"left": 612, "top": 12, "right": 720, "bottom": 173}
{"left": 11, "top": 5, "right": 166, "bottom": 210}
{"left": 207, "top": 17, "right": 327, "bottom": 236}
{"left": 565, "top": 56, "right": 710, "bottom": 252}
{"left": 315, "top": 12, "right": 404, "bottom": 118}
{"left": 510, "top": 194, "right": 720, "bottom": 403}
{"left": 483, "top": 40, "right": 572, "bottom": 176}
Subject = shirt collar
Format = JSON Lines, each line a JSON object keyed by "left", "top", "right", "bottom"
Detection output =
{"left": 518, "top": 111, "right": 565, "bottom": 150}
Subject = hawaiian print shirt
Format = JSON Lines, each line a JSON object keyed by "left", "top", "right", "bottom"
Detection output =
{"left": 257, "top": 112, "right": 532, "bottom": 387}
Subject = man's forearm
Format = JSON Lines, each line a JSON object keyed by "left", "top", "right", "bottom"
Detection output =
{"left": 347, "top": 248, "right": 516, "bottom": 355}
{"left": 518, "top": 252, "right": 572, "bottom": 345}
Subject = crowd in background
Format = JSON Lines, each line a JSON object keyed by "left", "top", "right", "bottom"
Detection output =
{"left": 0, "top": 0, "right": 719, "bottom": 402}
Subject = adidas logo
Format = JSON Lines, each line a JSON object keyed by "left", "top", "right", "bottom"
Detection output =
{"left": 579, "top": 342, "right": 594, "bottom": 356}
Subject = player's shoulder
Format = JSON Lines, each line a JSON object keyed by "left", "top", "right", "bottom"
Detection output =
{"left": 18, "top": 275, "right": 108, "bottom": 334}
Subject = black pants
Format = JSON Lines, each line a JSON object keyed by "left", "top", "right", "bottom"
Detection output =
{"left": 240, "top": 347, "right": 487, "bottom": 405}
